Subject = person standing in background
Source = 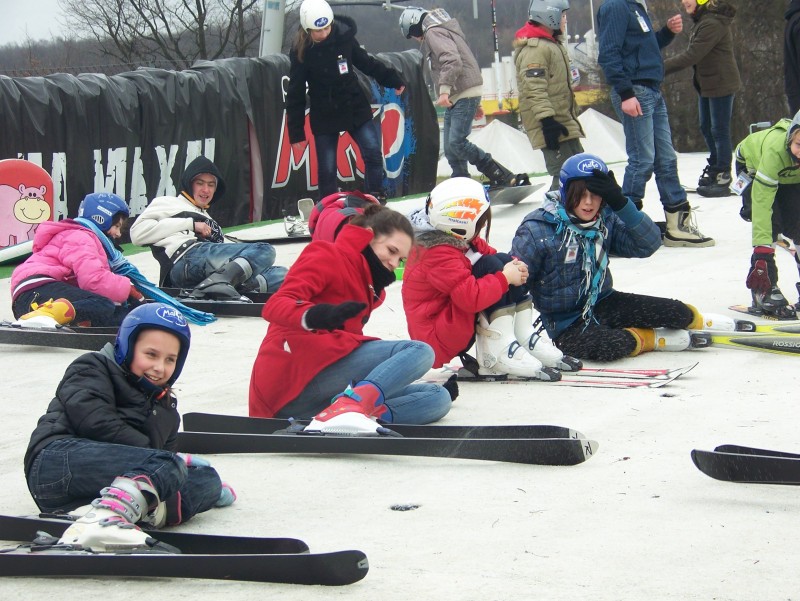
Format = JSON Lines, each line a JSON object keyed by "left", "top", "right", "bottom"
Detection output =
{"left": 785, "top": 0, "right": 800, "bottom": 116}
{"left": 664, "top": 0, "right": 741, "bottom": 198}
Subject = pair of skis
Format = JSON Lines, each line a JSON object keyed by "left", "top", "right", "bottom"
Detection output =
{"left": 0, "top": 514, "right": 367, "bottom": 585}
{"left": 692, "top": 445, "right": 800, "bottom": 485}
{"left": 178, "top": 412, "right": 598, "bottom": 466}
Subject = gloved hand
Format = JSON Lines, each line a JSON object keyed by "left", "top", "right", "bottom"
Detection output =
{"left": 177, "top": 452, "right": 212, "bottom": 468}
{"left": 215, "top": 482, "right": 237, "bottom": 507}
{"left": 746, "top": 246, "right": 778, "bottom": 293}
{"left": 541, "top": 116, "right": 568, "bottom": 151}
{"left": 305, "top": 301, "right": 366, "bottom": 331}
{"left": 585, "top": 169, "right": 628, "bottom": 211}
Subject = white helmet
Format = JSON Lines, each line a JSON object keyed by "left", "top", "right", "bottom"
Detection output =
{"left": 427, "top": 177, "right": 490, "bottom": 240}
{"left": 399, "top": 6, "right": 427, "bottom": 39}
{"left": 528, "top": 0, "right": 569, "bottom": 31}
{"left": 300, "top": 0, "right": 333, "bottom": 31}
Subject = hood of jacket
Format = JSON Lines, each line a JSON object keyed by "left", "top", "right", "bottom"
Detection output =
{"left": 423, "top": 8, "right": 462, "bottom": 36}
{"left": 513, "top": 22, "right": 557, "bottom": 47}
{"left": 30, "top": 219, "right": 93, "bottom": 252}
{"left": 694, "top": 0, "right": 736, "bottom": 22}
{"left": 415, "top": 229, "right": 470, "bottom": 251}
{"left": 180, "top": 156, "right": 226, "bottom": 205}
{"left": 330, "top": 14, "right": 357, "bottom": 43}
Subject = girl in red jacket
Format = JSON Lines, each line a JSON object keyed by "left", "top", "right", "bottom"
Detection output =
{"left": 249, "top": 205, "right": 452, "bottom": 433}
{"left": 402, "top": 177, "right": 581, "bottom": 381}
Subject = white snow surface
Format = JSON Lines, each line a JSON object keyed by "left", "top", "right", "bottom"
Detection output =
{"left": 1, "top": 152, "right": 799, "bottom": 600}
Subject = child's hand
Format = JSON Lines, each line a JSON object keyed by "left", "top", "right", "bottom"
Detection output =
{"left": 502, "top": 260, "right": 528, "bottom": 286}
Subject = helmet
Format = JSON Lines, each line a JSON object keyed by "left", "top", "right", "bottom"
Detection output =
{"left": 299, "top": 0, "right": 333, "bottom": 31}
{"left": 528, "top": 0, "right": 570, "bottom": 31}
{"left": 114, "top": 303, "right": 191, "bottom": 387}
{"left": 399, "top": 7, "right": 427, "bottom": 39}
{"left": 77, "top": 192, "right": 129, "bottom": 232}
{"left": 558, "top": 153, "right": 608, "bottom": 200}
{"left": 426, "top": 177, "right": 490, "bottom": 240}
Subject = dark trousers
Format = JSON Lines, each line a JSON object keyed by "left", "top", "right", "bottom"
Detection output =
{"left": 554, "top": 290, "right": 693, "bottom": 361}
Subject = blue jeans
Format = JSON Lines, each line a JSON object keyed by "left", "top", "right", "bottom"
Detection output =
{"left": 698, "top": 94, "right": 735, "bottom": 174}
{"left": 443, "top": 96, "right": 487, "bottom": 177}
{"left": 170, "top": 242, "right": 287, "bottom": 293}
{"left": 611, "top": 86, "right": 686, "bottom": 208}
{"left": 315, "top": 118, "right": 384, "bottom": 200}
{"left": 13, "top": 282, "right": 131, "bottom": 327}
{"left": 276, "top": 339, "right": 452, "bottom": 424}
{"left": 26, "top": 438, "right": 221, "bottom": 523}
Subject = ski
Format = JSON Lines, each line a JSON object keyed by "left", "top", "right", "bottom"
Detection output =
{"left": 726, "top": 320, "right": 800, "bottom": 334}
{"left": 0, "top": 550, "right": 367, "bottom": 585}
{"left": 728, "top": 304, "right": 798, "bottom": 321}
{"left": 449, "top": 366, "right": 694, "bottom": 389}
{"left": 161, "top": 287, "right": 271, "bottom": 305}
{"left": 0, "top": 322, "right": 115, "bottom": 351}
{"left": 161, "top": 297, "right": 265, "bottom": 318}
{"left": 0, "top": 514, "right": 308, "bottom": 555}
{"left": 182, "top": 411, "right": 586, "bottom": 440}
{"left": 708, "top": 333, "right": 800, "bottom": 356}
{"left": 714, "top": 444, "right": 800, "bottom": 460}
{"left": 176, "top": 431, "right": 597, "bottom": 465}
{"left": 691, "top": 449, "right": 800, "bottom": 485}
{"left": 566, "top": 362, "right": 698, "bottom": 381}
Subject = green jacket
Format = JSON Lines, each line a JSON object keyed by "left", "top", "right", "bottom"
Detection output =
{"left": 735, "top": 119, "right": 800, "bottom": 246}
{"left": 513, "top": 24, "right": 583, "bottom": 150}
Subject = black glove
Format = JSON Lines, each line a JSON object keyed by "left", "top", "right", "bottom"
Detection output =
{"left": 305, "top": 301, "right": 366, "bottom": 331}
{"left": 585, "top": 169, "right": 628, "bottom": 211}
{"left": 746, "top": 246, "right": 778, "bottom": 294}
{"left": 541, "top": 116, "right": 568, "bottom": 151}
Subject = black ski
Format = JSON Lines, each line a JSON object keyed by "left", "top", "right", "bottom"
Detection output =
{"left": 176, "top": 431, "right": 598, "bottom": 466}
{"left": 161, "top": 287, "right": 271, "bottom": 305}
{"left": 0, "top": 322, "right": 115, "bottom": 351}
{"left": 691, "top": 449, "right": 800, "bottom": 485}
{"left": 714, "top": 444, "right": 800, "bottom": 460}
{"left": 0, "top": 514, "right": 308, "bottom": 555}
{"left": 182, "top": 412, "right": 585, "bottom": 440}
{"left": 163, "top": 297, "right": 265, "bottom": 317}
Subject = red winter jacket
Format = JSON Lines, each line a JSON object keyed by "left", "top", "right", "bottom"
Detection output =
{"left": 401, "top": 231, "right": 508, "bottom": 368}
{"left": 308, "top": 191, "right": 380, "bottom": 243}
{"left": 249, "top": 225, "right": 383, "bottom": 417}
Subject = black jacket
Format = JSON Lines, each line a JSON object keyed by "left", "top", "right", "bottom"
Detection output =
{"left": 785, "top": 0, "right": 800, "bottom": 114}
{"left": 286, "top": 15, "right": 405, "bottom": 142}
{"left": 24, "top": 345, "right": 181, "bottom": 475}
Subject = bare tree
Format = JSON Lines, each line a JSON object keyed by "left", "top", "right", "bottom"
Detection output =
{"left": 57, "top": 0, "right": 263, "bottom": 69}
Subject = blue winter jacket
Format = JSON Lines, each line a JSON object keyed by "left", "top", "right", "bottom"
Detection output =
{"left": 597, "top": 0, "right": 676, "bottom": 100}
{"left": 510, "top": 194, "right": 662, "bottom": 339}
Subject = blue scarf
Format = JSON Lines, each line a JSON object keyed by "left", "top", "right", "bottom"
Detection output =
{"left": 553, "top": 204, "right": 609, "bottom": 328}
{"left": 74, "top": 217, "right": 215, "bottom": 325}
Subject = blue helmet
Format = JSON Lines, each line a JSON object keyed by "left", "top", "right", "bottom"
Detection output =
{"left": 78, "top": 193, "right": 129, "bottom": 232}
{"left": 114, "top": 303, "right": 191, "bottom": 387}
{"left": 558, "top": 153, "right": 609, "bottom": 200}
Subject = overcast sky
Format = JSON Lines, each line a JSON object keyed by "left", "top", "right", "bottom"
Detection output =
{"left": 3, "top": 0, "right": 65, "bottom": 46}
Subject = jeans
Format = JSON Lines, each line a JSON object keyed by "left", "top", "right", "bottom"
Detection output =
{"left": 473, "top": 253, "right": 528, "bottom": 315}
{"left": 443, "top": 96, "right": 487, "bottom": 177}
{"left": 698, "top": 94, "right": 735, "bottom": 174}
{"left": 611, "top": 86, "right": 686, "bottom": 208}
{"left": 170, "top": 242, "right": 287, "bottom": 293}
{"left": 26, "top": 438, "right": 221, "bottom": 523}
{"left": 276, "top": 339, "right": 452, "bottom": 424}
{"left": 13, "top": 282, "right": 131, "bottom": 327}
{"left": 315, "top": 117, "right": 384, "bottom": 200}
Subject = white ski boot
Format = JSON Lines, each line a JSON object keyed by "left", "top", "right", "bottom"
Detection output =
{"left": 304, "top": 381, "right": 395, "bottom": 436}
{"left": 627, "top": 327, "right": 711, "bottom": 355}
{"left": 59, "top": 476, "right": 177, "bottom": 553}
{"left": 513, "top": 298, "right": 582, "bottom": 371}
{"left": 690, "top": 312, "right": 738, "bottom": 332}
{"left": 476, "top": 307, "right": 560, "bottom": 381}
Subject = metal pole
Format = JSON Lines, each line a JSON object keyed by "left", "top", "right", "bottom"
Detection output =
{"left": 259, "top": 0, "right": 287, "bottom": 56}
{"left": 491, "top": 0, "right": 503, "bottom": 112}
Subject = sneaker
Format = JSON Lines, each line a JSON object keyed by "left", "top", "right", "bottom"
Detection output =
{"left": 15, "top": 298, "right": 76, "bottom": 328}
{"left": 697, "top": 172, "right": 733, "bottom": 198}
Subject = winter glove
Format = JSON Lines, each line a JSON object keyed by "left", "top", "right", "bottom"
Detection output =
{"left": 305, "top": 301, "right": 367, "bottom": 331}
{"left": 215, "top": 482, "right": 237, "bottom": 507}
{"left": 177, "top": 452, "right": 212, "bottom": 468}
{"left": 540, "top": 116, "right": 568, "bottom": 151}
{"left": 746, "top": 246, "right": 778, "bottom": 294}
{"left": 585, "top": 169, "right": 628, "bottom": 211}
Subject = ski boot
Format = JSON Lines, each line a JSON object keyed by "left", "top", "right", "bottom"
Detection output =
{"left": 188, "top": 257, "right": 253, "bottom": 301}
{"left": 475, "top": 307, "right": 561, "bottom": 381}
{"left": 626, "top": 327, "right": 711, "bottom": 355}
{"left": 513, "top": 298, "right": 582, "bottom": 371}
{"left": 476, "top": 154, "right": 529, "bottom": 189}
{"left": 304, "top": 381, "right": 396, "bottom": 436}
{"left": 749, "top": 286, "right": 797, "bottom": 319}
{"left": 697, "top": 172, "right": 733, "bottom": 198}
{"left": 59, "top": 476, "right": 178, "bottom": 553}
{"left": 697, "top": 160, "right": 716, "bottom": 188}
{"left": 15, "top": 298, "right": 76, "bottom": 328}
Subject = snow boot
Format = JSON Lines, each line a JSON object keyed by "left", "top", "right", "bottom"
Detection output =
{"left": 697, "top": 172, "right": 733, "bottom": 198}
{"left": 663, "top": 202, "right": 715, "bottom": 248}
{"left": 59, "top": 476, "right": 178, "bottom": 553}
{"left": 304, "top": 381, "right": 393, "bottom": 435}
{"left": 697, "top": 160, "right": 717, "bottom": 188}
{"left": 476, "top": 154, "right": 528, "bottom": 188}
{"left": 188, "top": 257, "right": 252, "bottom": 301}
{"left": 16, "top": 298, "right": 76, "bottom": 328}
{"left": 750, "top": 286, "right": 797, "bottom": 319}
{"left": 476, "top": 306, "right": 560, "bottom": 380}
{"left": 513, "top": 297, "right": 582, "bottom": 371}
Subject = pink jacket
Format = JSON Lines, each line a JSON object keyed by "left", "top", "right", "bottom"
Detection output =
{"left": 11, "top": 220, "right": 132, "bottom": 303}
